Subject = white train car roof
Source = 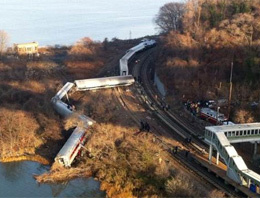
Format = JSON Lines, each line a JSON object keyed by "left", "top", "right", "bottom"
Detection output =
{"left": 201, "top": 107, "right": 226, "bottom": 120}
{"left": 78, "top": 114, "right": 95, "bottom": 126}
{"left": 56, "top": 126, "right": 87, "bottom": 158}
{"left": 206, "top": 123, "right": 260, "bottom": 134}
{"left": 55, "top": 82, "right": 75, "bottom": 100}
{"left": 75, "top": 75, "right": 135, "bottom": 90}
{"left": 51, "top": 98, "right": 73, "bottom": 118}
{"left": 145, "top": 39, "right": 156, "bottom": 45}
{"left": 129, "top": 42, "right": 146, "bottom": 52}
{"left": 119, "top": 58, "right": 128, "bottom": 70}
{"left": 121, "top": 50, "right": 135, "bottom": 61}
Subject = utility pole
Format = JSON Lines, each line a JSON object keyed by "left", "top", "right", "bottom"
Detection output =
{"left": 227, "top": 61, "right": 233, "bottom": 120}
{"left": 129, "top": 30, "right": 132, "bottom": 40}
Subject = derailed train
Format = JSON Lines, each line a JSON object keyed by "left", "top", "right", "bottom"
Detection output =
{"left": 52, "top": 75, "right": 134, "bottom": 167}
{"left": 53, "top": 39, "right": 156, "bottom": 167}
{"left": 120, "top": 39, "right": 156, "bottom": 76}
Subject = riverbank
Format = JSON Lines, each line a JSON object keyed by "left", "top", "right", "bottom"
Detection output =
{"left": 0, "top": 155, "right": 49, "bottom": 165}
{"left": 0, "top": 161, "right": 104, "bottom": 197}
{"left": 33, "top": 88, "right": 222, "bottom": 197}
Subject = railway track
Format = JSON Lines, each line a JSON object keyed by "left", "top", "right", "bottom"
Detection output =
{"left": 112, "top": 48, "right": 246, "bottom": 197}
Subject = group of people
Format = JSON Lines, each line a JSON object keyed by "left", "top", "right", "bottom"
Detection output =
{"left": 185, "top": 100, "right": 200, "bottom": 116}
{"left": 140, "top": 121, "right": 150, "bottom": 132}
{"left": 171, "top": 146, "right": 190, "bottom": 157}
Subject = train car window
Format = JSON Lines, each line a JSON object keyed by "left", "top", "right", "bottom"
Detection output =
{"left": 247, "top": 130, "right": 250, "bottom": 135}
{"left": 256, "top": 129, "right": 259, "bottom": 135}
{"left": 244, "top": 130, "right": 246, "bottom": 135}
{"left": 236, "top": 131, "right": 239, "bottom": 136}
{"left": 224, "top": 132, "right": 227, "bottom": 137}
{"left": 232, "top": 131, "right": 235, "bottom": 136}
{"left": 240, "top": 131, "right": 243, "bottom": 136}
{"left": 228, "top": 131, "right": 231, "bottom": 137}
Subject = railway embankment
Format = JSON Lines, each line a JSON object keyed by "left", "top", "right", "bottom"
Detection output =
{"left": 34, "top": 87, "right": 222, "bottom": 197}
{"left": 0, "top": 38, "right": 223, "bottom": 197}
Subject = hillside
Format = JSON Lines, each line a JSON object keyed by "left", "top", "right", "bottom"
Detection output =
{"left": 0, "top": 37, "right": 135, "bottom": 162}
{"left": 155, "top": 0, "right": 260, "bottom": 123}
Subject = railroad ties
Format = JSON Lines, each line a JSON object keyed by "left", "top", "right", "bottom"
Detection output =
{"left": 52, "top": 39, "right": 156, "bottom": 167}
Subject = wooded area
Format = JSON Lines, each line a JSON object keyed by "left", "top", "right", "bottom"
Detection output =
{"left": 155, "top": 0, "right": 260, "bottom": 123}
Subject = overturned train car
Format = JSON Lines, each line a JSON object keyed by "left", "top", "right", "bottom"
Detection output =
{"left": 52, "top": 39, "right": 155, "bottom": 167}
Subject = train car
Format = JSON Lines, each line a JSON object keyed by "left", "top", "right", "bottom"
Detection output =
{"left": 200, "top": 107, "right": 227, "bottom": 125}
{"left": 74, "top": 75, "right": 135, "bottom": 91}
{"left": 53, "top": 39, "right": 157, "bottom": 168}
{"left": 55, "top": 126, "right": 89, "bottom": 167}
{"left": 120, "top": 50, "right": 135, "bottom": 76}
{"left": 51, "top": 97, "right": 95, "bottom": 125}
{"left": 119, "top": 39, "right": 156, "bottom": 76}
{"left": 130, "top": 42, "right": 146, "bottom": 52}
{"left": 143, "top": 39, "right": 156, "bottom": 49}
{"left": 51, "top": 97, "right": 74, "bottom": 118}
{"left": 55, "top": 82, "right": 75, "bottom": 100}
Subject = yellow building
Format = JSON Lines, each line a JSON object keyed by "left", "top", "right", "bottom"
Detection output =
{"left": 13, "top": 42, "right": 39, "bottom": 55}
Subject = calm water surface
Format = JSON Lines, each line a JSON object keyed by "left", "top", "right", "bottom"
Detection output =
{"left": 0, "top": 161, "right": 105, "bottom": 197}
{"left": 0, "top": 1, "right": 179, "bottom": 196}
{"left": 0, "top": 0, "right": 176, "bottom": 45}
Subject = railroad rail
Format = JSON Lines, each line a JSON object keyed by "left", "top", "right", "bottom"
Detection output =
{"left": 52, "top": 39, "right": 256, "bottom": 196}
{"left": 124, "top": 48, "right": 249, "bottom": 197}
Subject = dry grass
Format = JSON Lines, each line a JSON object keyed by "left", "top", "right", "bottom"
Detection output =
{"left": 37, "top": 89, "right": 219, "bottom": 197}
{"left": 35, "top": 162, "right": 92, "bottom": 183}
{"left": 156, "top": 0, "right": 260, "bottom": 122}
{"left": 0, "top": 108, "right": 43, "bottom": 158}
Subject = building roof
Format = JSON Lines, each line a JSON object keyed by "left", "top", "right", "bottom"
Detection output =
{"left": 14, "top": 42, "right": 38, "bottom": 47}
{"left": 206, "top": 123, "right": 260, "bottom": 133}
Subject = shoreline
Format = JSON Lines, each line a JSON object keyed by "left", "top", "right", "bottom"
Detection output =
{"left": 0, "top": 155, "right": 50, "bottom": 165}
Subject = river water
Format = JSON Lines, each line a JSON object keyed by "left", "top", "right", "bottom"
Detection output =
{"left": 1, "top": 1, "right": 179, "bottom": 196}
{"left": 0, "top": 161, "right": 105, "bottom": 197}
{"left": 0, "top": 0, "right": 175, "bottom": 45}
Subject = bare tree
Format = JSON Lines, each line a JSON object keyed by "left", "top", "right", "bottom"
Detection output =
{"left": 154, "top": 2, "right": 185, "bottom": 33}
{"left": 0, "top": 30, "right": 9, "bottom": 55}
